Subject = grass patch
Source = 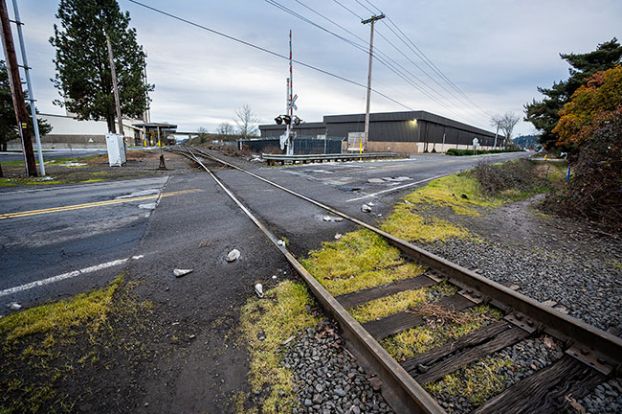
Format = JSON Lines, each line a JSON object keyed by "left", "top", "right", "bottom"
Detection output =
{"left": 301, "top": 229, "right": 425, "bottom": 296}
{"left": 381, "top": 305, "right": 502, "bottom": 362}
{"left": 426, "top": 356, "right": 513, "bottom": 406}
{"left": 403, "top": 174, "right": 503, "bottom": 216}
{"left": 80, "top": 178, "right": 104, "bottom": 184}
{"left": 611, "top": 260, "right": 622, "bottom": 271}
{"left": 350, "top": 282, "right": 458, "bottom": 323}
{"left": 0, "top": 177, "right": 64, "bottom": 186}
{"left": 351, "top": 288, "right": 429, "bottom": 323}
{"left": 0, "top": 276, "right": 145, "bottom": 414}
{"left": 381, "top": 203, "right": 470, "bottom": 242}
{"left": 239, "top": 281, "right": 319, "bottom": 414}
{"left": 0, "top": 276, "right": 122, "bottom": 345}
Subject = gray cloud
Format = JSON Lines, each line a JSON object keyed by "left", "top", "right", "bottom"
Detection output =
{"left": 13, "top": 0, "right": 622, "bottom": 136}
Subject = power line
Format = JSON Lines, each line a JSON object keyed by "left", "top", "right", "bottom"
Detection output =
{"left": 353, "top": 0, "right": 493, "bottom": 119}
{"left": 265, "top": 0, "right": 468, "bottom": 119}
{"left": 125, "top": 0, "right": 413, "bottom": 111}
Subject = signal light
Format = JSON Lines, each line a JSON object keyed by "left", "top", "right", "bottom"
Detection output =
{"left": 282, "top": 115, "right": 291, "bottom": 125}
{"left": 275, "top": 116, "right": 283, "bottom": 125}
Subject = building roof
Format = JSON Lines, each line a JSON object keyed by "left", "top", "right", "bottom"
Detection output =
{"left": 323, "top": 111, "right": 496, "bottom": 137}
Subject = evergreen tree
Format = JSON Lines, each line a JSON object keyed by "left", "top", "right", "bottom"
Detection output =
{"left": 0, "top": 61, "right": 51, "bottom": 151}
{"left": 50, "top": 0, "right": 153, "bottom": 133}
{"left": 524, "top": 38, "right": 622, "bottom": 149}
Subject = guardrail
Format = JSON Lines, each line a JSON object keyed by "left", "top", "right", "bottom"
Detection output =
{"left": 261, "top": 152, "right": 401, "bottom": 165}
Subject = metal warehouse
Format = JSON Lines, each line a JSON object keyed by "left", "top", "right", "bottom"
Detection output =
{"left": 259, "top": 110, "right": 504, "bottom": 154}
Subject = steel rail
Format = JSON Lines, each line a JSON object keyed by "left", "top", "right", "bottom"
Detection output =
{"left": 172, "top": 146, "right": 444, "bottom": 414}
{"left": 184, "top": 146, "right": 622, "bottom": 372}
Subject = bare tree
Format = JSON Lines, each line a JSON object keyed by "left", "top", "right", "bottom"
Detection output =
{"left": 235, "top": 104, "right": 258, "bottom": 138}
{"left": 217, "top": 122, "right": 234, "bottom": 136}
{"left": 197, "top": 127, "right": 210, "bottom": 144}
{"left": 491, "top": 112, "right": 520, "bottom": 147}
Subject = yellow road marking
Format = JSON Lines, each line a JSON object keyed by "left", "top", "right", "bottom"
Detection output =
{"left": 0, "top": 189, "right": 201, "bottom": 220}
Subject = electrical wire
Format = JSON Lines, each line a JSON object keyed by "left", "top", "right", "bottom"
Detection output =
{"left": 125, "top": 0, "right": 413, "bottom": 111}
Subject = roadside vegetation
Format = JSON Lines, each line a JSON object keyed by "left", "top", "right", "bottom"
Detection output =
{"left": 445, "top": 148, "right": 521, "bottom": 156}
{"left": 524, "top": 39, "right": 622, "bottom": 233}
{"left": 0, "top": 150, "right": 173, "bottom": 187}
{"left": 0, "top": 276, "right": 154, "bottom": 414}
{"left": 237, "top": 281, "right": 319, "bottom": 413}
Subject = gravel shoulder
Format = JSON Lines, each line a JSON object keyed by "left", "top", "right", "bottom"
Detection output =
{"left": 422, "top": 195, "right": 622, "bottom": 334}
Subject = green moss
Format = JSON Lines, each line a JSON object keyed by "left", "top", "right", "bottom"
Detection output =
{"left": 301, "top": 229, "right": 425, "bottom": 296}
{"left": 426, "top": 356, "right": 513, "bottom": 406}
{"left": 239, "top": 281, "right": 319, "bottom": 414}
{"left": 611, "top": 260, "right": 622, "bottom": 271}
{"left": 381, "top": 203, "right": 470, "bottom": 243}
{"left": 381, "top": 305, "right": 502, "bottom": 362}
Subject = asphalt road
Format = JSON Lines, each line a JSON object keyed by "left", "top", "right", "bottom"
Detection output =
{"left": 0, "top": 151, "right": 526, "bottom": 310}
{"left": 0, "top": 176, "right": 169, "bottom": 306}
{"left": 0, "top": 150, "right": 528, "bottom": 412}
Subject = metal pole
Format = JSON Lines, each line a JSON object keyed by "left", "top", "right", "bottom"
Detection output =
{"left": 287, "top": 29, "right": 294, "bottom": 156}
{"left": 362, "top": 13, "right": 384, "bottom": 153}
{"left": 11, "top": 0, "right": 44, "bottom": 175}
{"left": 0, "top": 0, "right": 36, "bottom": 176}
{"left": 105, "top": 31, "right": 124, "bottom": 136}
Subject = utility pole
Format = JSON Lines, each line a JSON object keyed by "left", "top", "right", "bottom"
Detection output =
{"left": 11, "top": 0, "right": 44, "bottom": 175}
{"left": 361, "top": 13, "right": 384, "bottom": 153}
{"left": 0, "top": 0, "right": 36, "bottom": 176}
{"left": 105, "top": 31, "right": 124, "bottom": 136}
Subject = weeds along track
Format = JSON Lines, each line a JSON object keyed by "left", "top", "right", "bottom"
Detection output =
{"left": 171, "top": 146, "right": 622, "bottom": 414}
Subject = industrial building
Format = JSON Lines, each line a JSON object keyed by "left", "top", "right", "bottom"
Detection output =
{"left": 259, "top": 110, "right": 504, "bottom": 154}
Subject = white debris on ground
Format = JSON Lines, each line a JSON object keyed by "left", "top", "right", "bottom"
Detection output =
{"left": 334, "top": 233, "right": 343, "bottom": 240}
{"left": 322, "top": 215, "right": 344, "bottom": 222}
{"left": 361, "top": 204, "right": 373, "bottom": 213}
{"left": 277, "top": 240, "right": 286, "bottom": 247}
{"left": 226, "top": 248, "right": 241, "bottom": 262}
{"left": 254, "top": 283, "right": 264, "bottom": 298}
{"left": 7, "top": 302, "right": 22, "bottom": 310}
{"left": 138, "top": 202, "right": 157, "bottom": 210}
{"left": 173, "top": 268, "right": 193, "bottom": 278}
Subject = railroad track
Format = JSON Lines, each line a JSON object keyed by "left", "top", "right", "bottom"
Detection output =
{"left": 170, "top": 145, "right": 622, "bottom": 414}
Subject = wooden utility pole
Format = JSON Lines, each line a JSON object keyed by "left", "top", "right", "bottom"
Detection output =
{"left": 105, "top": 31, "right": 124, "bottom": 136}
{"left": 0, "top": 0, "right": 37, "bottom": 176}
{"left": 361, "top": 13, "right": 384, "bottom": 153}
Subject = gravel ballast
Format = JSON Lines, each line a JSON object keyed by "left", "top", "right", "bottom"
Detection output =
{"left": 284, "top": 321, "right": 394, "bottom": 414}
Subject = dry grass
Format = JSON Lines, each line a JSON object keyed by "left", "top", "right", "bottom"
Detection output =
{"left": 350, "top": 288, "right": 429, "bottom": 323}
{"left": 426, "top": 356, "right": 513, "bottom": 406}
{"left": 381, "top": 305, "right": 503, "bottom": 362}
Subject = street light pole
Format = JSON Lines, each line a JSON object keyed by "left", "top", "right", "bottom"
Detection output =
{"left": 11, "top": 0, "right": 44, "bottom": 175}
{"left": 0, "top": 0, "right": 36, "bottom": 176}
{"left": 362, "top": 13, "right": 384, "bottom": 153}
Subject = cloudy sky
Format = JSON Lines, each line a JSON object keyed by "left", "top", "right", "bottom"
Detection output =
{"left": 10, "top": 0, "right": 622, "bottom": 136}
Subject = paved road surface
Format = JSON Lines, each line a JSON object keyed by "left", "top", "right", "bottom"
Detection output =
{"left": 0, "top": 177, "right": 168, "bottom": 304}
{"left": 0, "top": 152, "right": 525, "bottom": 309}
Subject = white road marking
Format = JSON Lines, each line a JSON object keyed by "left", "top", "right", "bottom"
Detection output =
{"left": 0, "top": 256, "right": 144, "bottom": 298}
{"left": 346, "top": 174, "right": 446, "bottom": 202}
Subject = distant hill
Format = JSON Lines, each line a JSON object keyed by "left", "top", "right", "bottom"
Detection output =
{"left": 513, "top": 135, "right": 540, "bottom": 149}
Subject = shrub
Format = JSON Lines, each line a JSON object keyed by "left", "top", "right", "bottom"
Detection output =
{"left": 545, "top": 115, "right": 622, "bottom": 232}
{"left": 446, "top": 148, "right": 521, "bottom": 156}
{"left": 473, "top": 159, "right": 549, "bottom": 197}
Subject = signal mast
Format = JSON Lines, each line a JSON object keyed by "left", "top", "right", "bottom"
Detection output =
{"left": 274, "top": 30, "right": 301, "bottom": 155}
